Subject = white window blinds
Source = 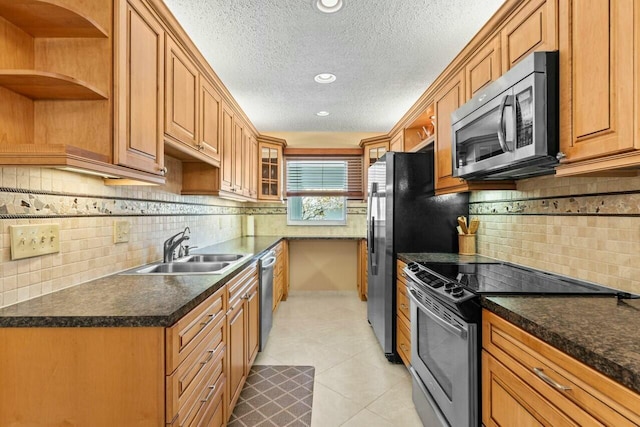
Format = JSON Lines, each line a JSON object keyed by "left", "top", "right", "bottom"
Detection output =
{"left": 285, "top": 156, "right": 363, "bottom": 199}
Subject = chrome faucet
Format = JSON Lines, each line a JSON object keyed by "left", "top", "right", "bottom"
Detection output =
{"left": 163, "top": 227, "right": 191, "bottom": 263}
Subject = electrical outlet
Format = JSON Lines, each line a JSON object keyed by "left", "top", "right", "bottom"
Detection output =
{"left": 9, "top": 224, "right": 60, "bottom": 260}
{"left": 113, "top": 220, "right": 130, "bottom": 243}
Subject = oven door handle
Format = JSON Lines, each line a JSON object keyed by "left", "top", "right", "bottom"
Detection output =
{"left": 408, "top": 288, "right": 467, "bottom": 339}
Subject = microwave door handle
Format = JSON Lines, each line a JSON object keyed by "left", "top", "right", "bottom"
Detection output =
{"left": 497, "top": 95, "right": 514, "bottom": 153}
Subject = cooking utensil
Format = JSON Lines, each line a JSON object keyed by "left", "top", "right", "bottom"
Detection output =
{"left": 468, "top": 218, "right": 480, "bottom": 234}
{"left": 457, "top": 217, "right": 468, "bottom": 234}
{"left": 456, "top": 225, "right": 464, "bottom": 235}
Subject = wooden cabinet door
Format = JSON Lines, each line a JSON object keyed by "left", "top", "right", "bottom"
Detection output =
{"left": 501, "top": 0, "right": 558, "bottom": 71}
{"left": 233, "top": 119, "right": 244, "bottom": 193}
{"left": 249, "top": 135, "right": 258, "bottom": 198}
{"left": 114, "top": 0, "right": 164, "bottom": 176}
{"left": 434, "top": 70, "right": 466, "bottom": 192}
{"left": 558, "top": 0, "right": 635, "bottom": 162}
{"left": 165, "top": 35, "right": 198, "bottom": 148}
{"left": 245, "top": 280, "right": 259, "bottom": 369}
{"left": 226, "top": 299, "right": 246, "bottom": 417}
{"left": 466, "top": 35, "right": 501, "bottom": 99}
{"left": 199, "top": 77, "right": 222, "bottom": 164}
{"left": 390, "top": 132, "right": 403, "bottom": 152}
{"left": 258, "top": 142, "right": 283, "bottom": 200}
{"left": 220, "top": 103, "right": 234, "bottom": 192}
{"left": 241, "top": 130, "right": 251, "bottom": 197}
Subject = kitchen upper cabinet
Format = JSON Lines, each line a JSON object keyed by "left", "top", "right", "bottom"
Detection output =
{"left": 165, "top": 35, "right": 198, "bottom": 149}
{"left": 482, "top": 310, "right": 640, "bottom": 427}
{"left": 434, "top": 70, "right": 466, "bottom": 192}
{"left": 220, "top": 103, "right": 235, "bottom": 192}
{"left": 257, "top": 136, "right": 286, "bottom": 201}
{"left": 500, "top": 0, "right": 557, "bottom": 72}
{"left": 466, "top": 35, "right": 501, "bottom": 99}
{"left": 360, "top": 135, "right": 389, "bottom": 200}
{"left": 199, "top": 77, "right": 222, "bottom": 163}
{"left": 555, "top": 0, "right": 639, "bottom": 176}
{"left": 249, "top": 134, "right": 258, "bottom": 198}
{"left": 390, "top": 132, "right": 404, "bottom": 152}
{"left": 114, "top": 0, "right": 166, "bottom": 178}
{"left": 233, "top": 119, "right": 244, "bottom": 194}
{"left": 0, "top": 0, "right": 163, "bottom": 183}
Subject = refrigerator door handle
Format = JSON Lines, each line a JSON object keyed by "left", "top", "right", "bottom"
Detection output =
{"left": 368, "top": 183, "right": 378, "bottom": 275}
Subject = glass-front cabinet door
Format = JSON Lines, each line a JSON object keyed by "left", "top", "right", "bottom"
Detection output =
{"left": 257, "top": 137, "right": 286, "bottom": 201}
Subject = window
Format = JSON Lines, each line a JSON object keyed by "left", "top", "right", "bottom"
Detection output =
{"left": 285, "top": 155, "right": 362, "bottom": 225}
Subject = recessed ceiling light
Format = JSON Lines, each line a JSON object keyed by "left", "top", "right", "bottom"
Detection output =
{"left": 314, "top": 73, "right": 336, "bottom": 84}
{"left": 316, "top": 111, "right": 330, "bottom": 117}
{"left": 314, "top": 0, "right": 343, "bottom": 14}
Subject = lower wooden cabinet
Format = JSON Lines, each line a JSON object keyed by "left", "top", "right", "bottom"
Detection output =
{"left": 482, "top": 310, "right": 640, "bottom": 427}
{"left": 273, "top": 240, "right": 288, "bottom": 311}
{"left": 357, "top": 239, "right": 368, "bottom": 301}
{"left": 225, "top": 262, "right": 259, "bottom": 422}
{"left": 396, "top": 259, "right": 411, "bottom": 367}
{"left": 0, "top": 263, "right": 264, "bottom": 427}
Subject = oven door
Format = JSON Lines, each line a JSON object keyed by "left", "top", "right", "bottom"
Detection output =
{"left": 407, "top": 284, "right": 478, "bottom": 427}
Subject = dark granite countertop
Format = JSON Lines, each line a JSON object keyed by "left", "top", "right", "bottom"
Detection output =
{"left": 398, "top": 252, "right": 499, "bottom": 264}
{"left": 0, "top": 236, "right": 282, "bottom": 328}
{"left": 284, "top": 235, "right": 365, "bottom": 240}
{"left": 482, "top": 296, "right": 640, "bottom": 394}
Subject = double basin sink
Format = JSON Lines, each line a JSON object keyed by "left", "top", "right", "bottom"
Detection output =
{"left": 121, "top": 253, "right": 252, "bottom": 275}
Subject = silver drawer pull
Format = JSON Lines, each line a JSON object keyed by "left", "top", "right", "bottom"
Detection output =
{"left": 400, "top": 303, "right": 409, "bottom": 310}
{"left": 200, "top": 314, "right": 215, "bottom": 327}
{"left": 533, "top": 367, "right": 571, "bottom": 391}
{"left": 200, "top": 350, "right": 215, "bottom": 366}
{"left": 201, "top": 384, "right": 217, "bottom": 403}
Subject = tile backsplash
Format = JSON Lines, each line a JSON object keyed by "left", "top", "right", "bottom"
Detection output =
{"left": 0, "top": 159, "right": 366, "bottom": 308}
{"left": 472, "top": 175, "right": 640, "bottom": 294}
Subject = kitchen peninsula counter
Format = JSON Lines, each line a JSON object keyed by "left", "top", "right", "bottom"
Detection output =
{"left": 0, "top": 236, "right": 282, "bottom": 328}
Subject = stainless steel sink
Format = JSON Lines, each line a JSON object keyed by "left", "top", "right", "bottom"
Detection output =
{"left": 135, "top": 262, "right": 230, "bottom": 274}
{"left": 177, "top": 254, "right": 245, "bottom": 263}
{"left": 119, "top": 253, "right": 252, "bottom": 275}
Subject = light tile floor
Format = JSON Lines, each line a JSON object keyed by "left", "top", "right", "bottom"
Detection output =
{"left": 254, "top": 291, "right": 423, "bottom": 427}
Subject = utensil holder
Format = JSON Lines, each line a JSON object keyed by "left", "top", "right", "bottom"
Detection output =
{"left": 458, "top": 234, "right": 476, "bottom": 255}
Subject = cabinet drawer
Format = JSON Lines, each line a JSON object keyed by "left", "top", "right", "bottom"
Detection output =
{"left": 166, "top": 315, "right": 225, "bottom": 421}
{"left": 482, "top": 350, "right": 591, "bottom": 427}
{"left": 167, "top": 344, "right": 225, "bottom": 427}
{"left": 396, "top": 280, "right": 410, "bottom": 322}
{"left": 227, "top": 263, "right": 258, "bottom": 306}
{"left": 396, "top": 314, "right": 411, "bottom": 366}
{"left": 166, "top": 286, "right": 225, "bottom": 372}
{"left": 190, "top": 374, "right": 225, "bottom": 427}
{"left": 483, "top": 310, "right": 640, "bottom": 426}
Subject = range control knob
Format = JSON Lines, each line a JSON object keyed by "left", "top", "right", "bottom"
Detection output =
{"left": 408, "top": 263, "right": 420, "bottom": 272}
{"left": 451, "top": 287, "right": 465, "bottom": 298}
{"left": 444, "top": 282, "right": 456, "bottom": 293}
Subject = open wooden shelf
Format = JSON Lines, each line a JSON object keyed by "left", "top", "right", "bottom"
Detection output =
{"left": 409, "top": 135, "right": 435, "bottom": 153}
{"left": 0, "top": 70, "right": 107, "bottom": 100}
{"left": 0, "top": 0, "right": 108, "bottom": 38}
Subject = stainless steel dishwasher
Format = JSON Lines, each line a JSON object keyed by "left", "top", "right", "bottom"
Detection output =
{"left": 259, "top": 250, "right": 277, "bottom": 351}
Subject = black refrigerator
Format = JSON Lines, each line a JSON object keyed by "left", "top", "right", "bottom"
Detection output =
{"left": 367, "top": 150, "right": 469, "bottom": 362}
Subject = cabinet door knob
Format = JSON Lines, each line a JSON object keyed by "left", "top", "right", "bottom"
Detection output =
{"left": 556, "top": 152, "right": 566, "bottom": 160}
{"left": 159, "top": 166, "right": 168, "bottom": 175}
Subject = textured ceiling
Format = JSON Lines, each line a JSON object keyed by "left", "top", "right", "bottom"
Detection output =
{"left": 163, "top": 0, "right": 506, "bottom": 134}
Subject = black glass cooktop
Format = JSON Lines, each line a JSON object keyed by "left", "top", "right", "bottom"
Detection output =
{"left": 420, "top": 262, "right": 616, "bottom": 295}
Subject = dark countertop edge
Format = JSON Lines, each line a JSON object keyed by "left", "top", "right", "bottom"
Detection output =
{"left": 283, "top": 236, "right": 365, "bottom": 240}
{"left": 0, "top": 237, "right": 286, "bottom": 329}
{"left": 481, "top": 296, "right": 640, "bottom": 395}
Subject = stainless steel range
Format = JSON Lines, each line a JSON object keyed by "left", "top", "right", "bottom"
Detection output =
{"left": 403, "top": 259, "right": 617, "bottom": 427}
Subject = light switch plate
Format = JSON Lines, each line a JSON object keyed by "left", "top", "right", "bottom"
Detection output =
{"left": 9, "top": 224, "right": 60, "bottom": 260}
{"left": 113, "top": 220, "right": 130, "bottom": 243}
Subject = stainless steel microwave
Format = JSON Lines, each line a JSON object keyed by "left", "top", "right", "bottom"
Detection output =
{"left": 452, "top": 51, "right": 559, "bottom": 180}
